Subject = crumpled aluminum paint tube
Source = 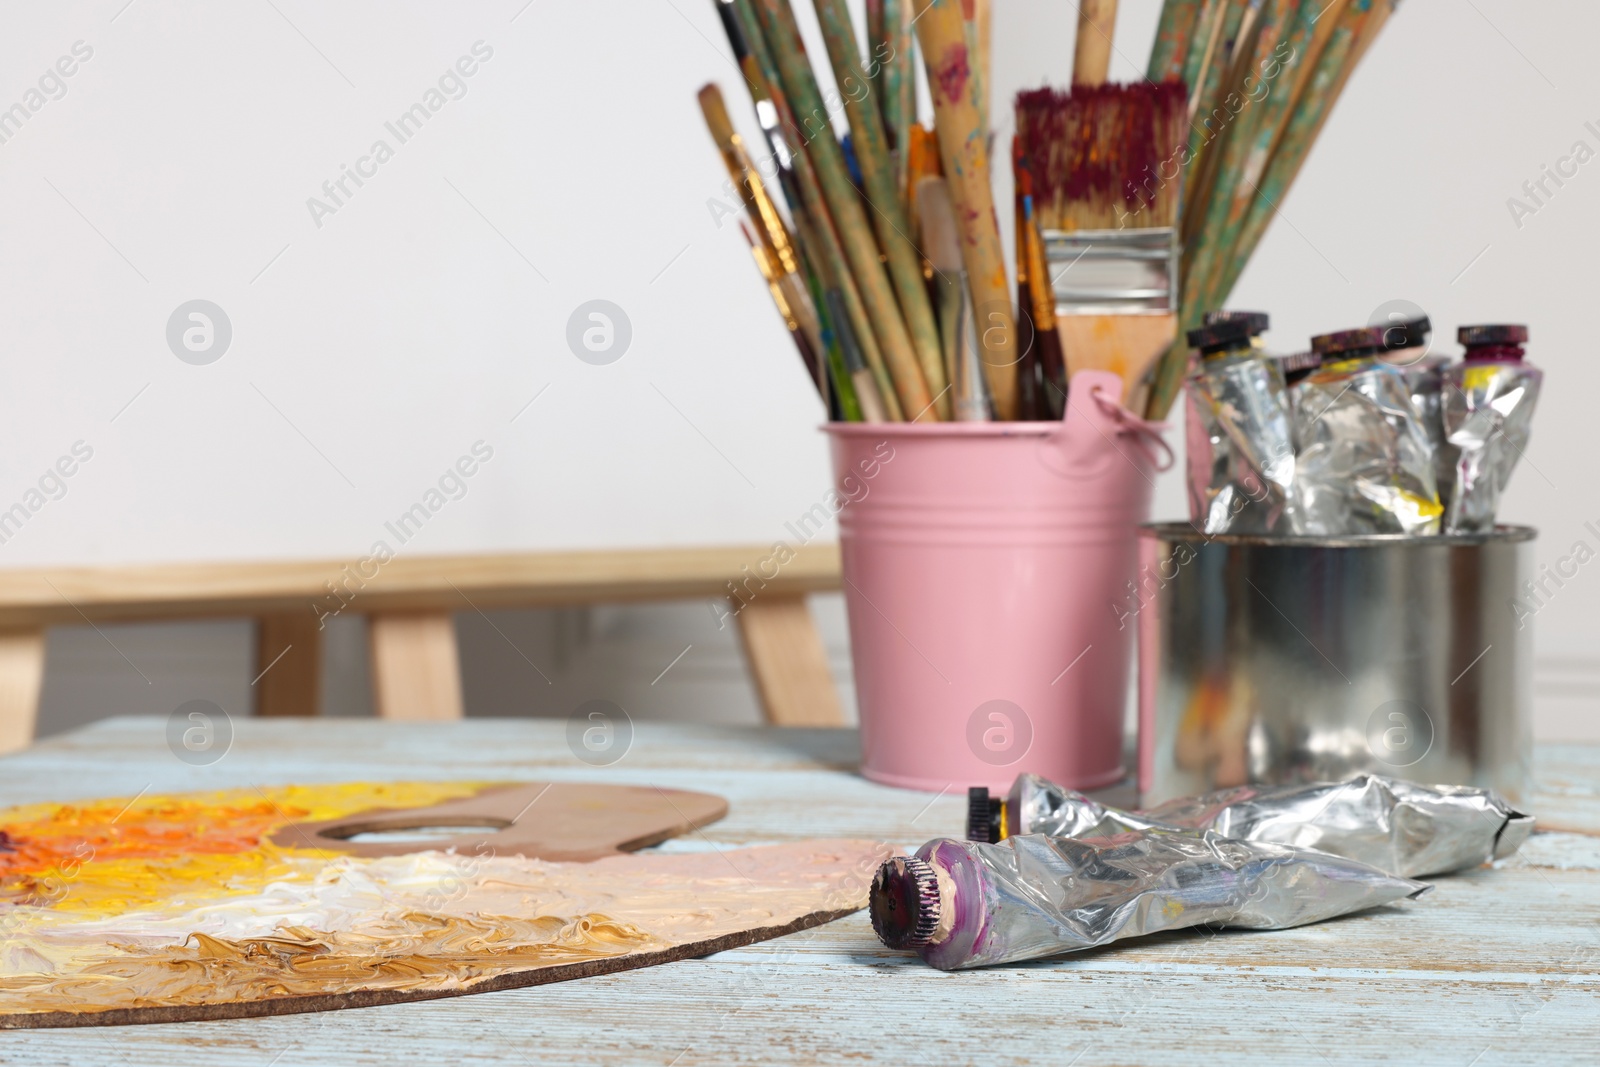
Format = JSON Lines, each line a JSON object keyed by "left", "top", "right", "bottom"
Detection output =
{"left": 1184, "top": 312, "right": 1299, "bottom": 535}
{"left": 869, "top": 830, "right": 1429, "bottom": 970}
{"left": 968, "top": 773, "right": 1534, "bottom": 879}
{"left": 1441, "top": 324, "right": 1542, "bottom": 534}
{"left": 1291, "top": 325, "right": 1443, "bottom": 535}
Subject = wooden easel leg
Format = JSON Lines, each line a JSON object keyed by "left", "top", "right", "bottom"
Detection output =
{"left": 0, "top": 629, "right": 46, "bottom": 754}
{"left": 733, "top": 594, "right": 845, "bottom": 727}
{"left": 254, "top": 612, "right": 323, "bottom": 717}
{"left": 368, "top": 612, "right": 464, "bottom": 721}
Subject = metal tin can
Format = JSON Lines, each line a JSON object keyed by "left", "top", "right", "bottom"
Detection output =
{"left": 1134, "top": 524, "right": 1534, "bottom": 805}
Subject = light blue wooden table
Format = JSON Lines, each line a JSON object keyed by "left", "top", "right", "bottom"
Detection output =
{"left": 3, "top": 717, "right": 1597, "bottom": 1065}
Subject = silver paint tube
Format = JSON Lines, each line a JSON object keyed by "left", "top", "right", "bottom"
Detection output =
{"left": 1442, "top": 325, "right": 1542, "bottom": 534}
{"left": 971, "top": 772, "right": 1533, "bottom": 879}
{"left": 869, "top": 831, "right": 1428, "bottom": 970}
{"left": 1379, "top": 321, "right": 1453, "bottom": 516}
{"left": 1291, "top": 326, "right": 1442, "bottom": 535}
{"left": 1184, "top": 313, "right": 1298, "bottom": 534}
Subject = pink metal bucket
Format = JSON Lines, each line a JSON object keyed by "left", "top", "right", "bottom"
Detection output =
{"left": 827, "top": 369, "right": 1170, "bottom": 793}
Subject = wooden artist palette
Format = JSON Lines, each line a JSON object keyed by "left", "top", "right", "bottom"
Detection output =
{"left": 0, "top": 782, "right": 893, "bottom": 1028}
{"left": 268, "top": 781, "right": 729, "bottom": 861}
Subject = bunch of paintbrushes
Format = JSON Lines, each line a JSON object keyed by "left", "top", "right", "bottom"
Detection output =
{"left": 1012, "top": 0, "right": 1397, "bottom": 422}
{"left": 700, "top": 0, "right": 1013, "bottom": 422}
{"left": 700, "top": 0, "right": 1397, "bottom": 424}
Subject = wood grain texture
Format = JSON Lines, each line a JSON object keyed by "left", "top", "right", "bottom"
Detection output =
{"left": 734, "top": 594, "right": 846, "bottom": 727}
{"left": 254, "top": 613, "right": 322, "bottom": 718}
{"left": 270, "top": 781, "right": 728, "bottom": 860}
{"left": 1071, "top": 0, "right": 1118, "bottom": 86}
{"left": 0, "top": 630, "right": 44, "bottom": 755}
{"left": 0, "top": 544, "right": 842, "bottom": 628}
{"left": 913, "top": 0, "right": 1017, "bottom": 419}
{"left": 368, "top": 613, "right": 463, "bottom": 721}
{"left": 1057, "top": 313, "right": 1178, "bottom": 403}
{"left": 0, "top": 718, "right": 1595, "bottom": 1064}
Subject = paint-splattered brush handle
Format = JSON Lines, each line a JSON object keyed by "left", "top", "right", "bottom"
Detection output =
{"left": 813, "top": 0, "right": 950, "bottom": 418}
{"left": 752, "top": 0, "right": 935, "bottom": 420}
{"left": 1181, "top": 0, "right": 1312, "bottom": 293}
{"left": 1202, "top": 0, "right": 1371, "bottom": 311}
{"left": 731, "top": 0, "right": 907, "bottom": 420}
{"left": 912, "top": 0, "right": 1017, "bottom": 419}
{"left": 699, "top": 84, "right": 825, "bottom": 364}
{"left": 1148, "top": 0, "right": 1205, "bottom": 82}
{"left": 793, "top": 201, "right": 871, "bottom": 420}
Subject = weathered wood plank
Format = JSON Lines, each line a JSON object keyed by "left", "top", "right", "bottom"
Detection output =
{"left": 253, "top": 613, "right": 322, "bottom": 718}
{"left": 0, "top": 629, "right": 45, "bottom": 755}
{"left": 0, "top": 545, "right": 841, "bottom": 628}
{"left": 367, "top": 612, "right": 464, "bottom": 721}
{"left": 0, "top": 719, "right": 1595, "bottom": 1064}
{"left": 735, "top": 594, "right": 847, "bottom": 727}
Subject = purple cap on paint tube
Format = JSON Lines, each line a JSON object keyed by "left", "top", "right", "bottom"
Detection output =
{"left": 1187, "top": 311, "right": 1269, "bottom": 354}
{"left": 1311, "top": 325, "right": 1390, "bottom": 359}
{"left": 870, "top": 855, "right": 941, "bottom": 950}
{"left": 1381, "top": 316, "right": 1432, "bottom": 351}
{"left": 1459, "top": 324, "right": 1529, "bottom": 361}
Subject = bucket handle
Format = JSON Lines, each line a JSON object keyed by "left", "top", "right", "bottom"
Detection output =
{"left": 1089, "top": 384, "right": 1175, "bottom": 472}
{"left": 1064, "top": 371, "right": 1176, "bottom": 474}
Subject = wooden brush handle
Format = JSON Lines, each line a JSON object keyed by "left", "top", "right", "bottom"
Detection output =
{"left": 753, "top": 0, "right": 932, "bottom": 420}
{"left": 1072, "top": 0, "right": 1119, "bottom": 87}
{"left": 912, "top": 0, "right": 1017, "bottom": 419}
{"left": 814, "top": 0, "right": 949, "bottom": 419}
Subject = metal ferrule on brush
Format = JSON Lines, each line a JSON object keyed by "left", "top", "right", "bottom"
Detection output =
{"left": 1043, "top": 227, "right": 1180, "bottom": 316}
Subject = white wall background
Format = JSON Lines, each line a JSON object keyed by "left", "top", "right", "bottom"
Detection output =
{"left": 1, "top": 1, "right": 1594, "bottom": 740}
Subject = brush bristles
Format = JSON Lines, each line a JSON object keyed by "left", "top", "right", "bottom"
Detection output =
{"left": 1015, "top": 82, "right": 1188, "bottom": 232}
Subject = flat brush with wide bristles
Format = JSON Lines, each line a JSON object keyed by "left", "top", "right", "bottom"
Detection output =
{"left": 1014, "top": 3, "right": 1188, "bottom": 406}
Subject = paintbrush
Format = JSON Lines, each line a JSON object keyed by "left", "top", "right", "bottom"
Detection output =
{"left": 784, "top": 199, "right": 871, "bottom": 421}
{"left": 786, "top": 179, "right": 889, "bottom": 421}
{"left": 719, "top": 0, "right": 908, "bottom": 421}
{"left": 963, "top": 0, "right": 992, "bottom": 142}
{"left": 1185, "top": 0, "right": 1315, "bottom": 283}
{"left": 751, "top": 0, "right": 936, "bottom": 420}
{"left": 1011, "top": 141, "right": 1065, "bottom": 420}
{"left": 1143, "top": 0, "right": 1399, "bottom": 419}
{"left": 1072, "top": 0, "right": 1118, "bottom": 86}
{"left": 1014, "top": 175, "right": 1045, "bottom": 421}
{"left": 868, "top": 0, "right": 918, "bottom": 194}
{"left": 1148, "top": 0, "right": 1206, "bottom": 82}
{"left": 812, "top": 0, "right": 951, "bottom": 419}
{"left": 825, "top": 289, "right": 890, "bottom": 422}
{"left": 698, "top": 85, "right": 824, "bottom": 361}
{"left": 739, "top": 219, "right": 827, "bottom": 400}
{"left": 904, "top": 123, "right": 940, "bottom": 213}
{"left": 1011, "top": 137, "right": 1068, "bottom": 417}
{"left": 1180, "top": 0, "right": 1275, "bottom": 255}
{"left": 916, "top": 175, "right": 992, "bottom": 421}
{"left": 1023, "top": 192, "right": 1069, "bottom": 418}
{"left": 1015, "top": 37, "right": 1188, "bottom": 405}
{"left": 911, "top": 0, "right": 1017, "bottom": 419}
{"left": 1197, "top": 0, "right": 1385, "bottom": 311}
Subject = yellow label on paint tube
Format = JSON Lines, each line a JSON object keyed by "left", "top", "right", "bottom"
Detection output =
{"left": 1462, "top": 364, "right": 1502, "bottom": 393}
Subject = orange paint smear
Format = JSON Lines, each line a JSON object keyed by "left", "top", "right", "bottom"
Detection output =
{"left": 0, "top": 782, "right": 482, "bottom": 914}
